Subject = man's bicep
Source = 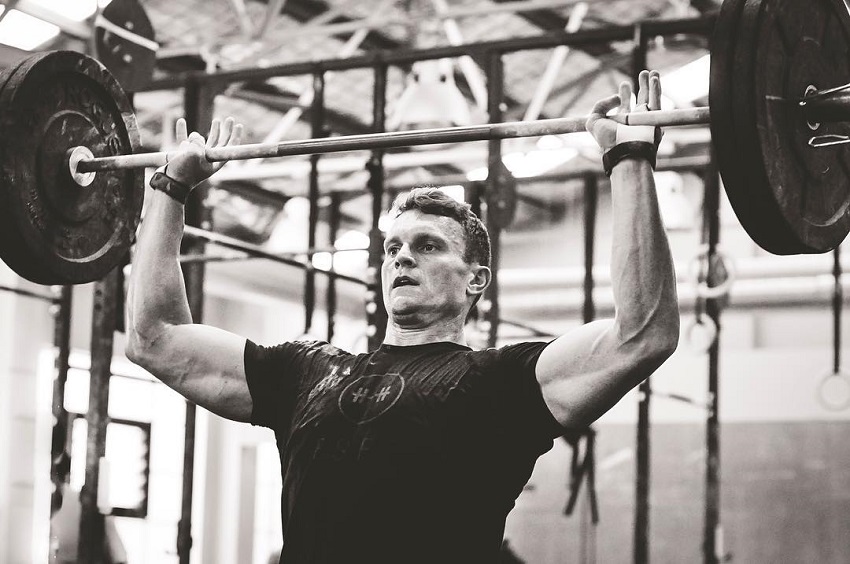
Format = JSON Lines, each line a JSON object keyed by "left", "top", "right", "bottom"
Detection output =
{"left": 535, "top": 319, "right": 652, "bottom": 428}
{"left": 141, "top": 324, "right": 253, "bottom": 422}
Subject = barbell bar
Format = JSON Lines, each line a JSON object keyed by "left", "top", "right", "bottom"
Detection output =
{"left": 2, "top": 0, "right": 850, "bottom": 287}
{"left": 68, "top": 89, "right": 850, "bottom": 174}
{"left": 72, "top": 108, "right": 712, "bottom": 173}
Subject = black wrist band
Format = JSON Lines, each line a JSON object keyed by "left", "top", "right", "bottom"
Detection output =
{"left": 602, "top": 141, "right": 657, "bottom": 177}
{"left": 149, "top": 171, "right": 192, "bottom": 204}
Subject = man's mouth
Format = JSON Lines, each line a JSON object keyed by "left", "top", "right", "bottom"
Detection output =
{"left": 392, "top": 276, "right": 418, "bottom": 289}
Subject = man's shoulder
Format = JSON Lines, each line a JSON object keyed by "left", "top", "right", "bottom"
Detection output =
{"left": 291, "top": 338, "right": 353, "bottom": 357}
{"left": 467, "top": 340, "right": 550, "bottom": 364}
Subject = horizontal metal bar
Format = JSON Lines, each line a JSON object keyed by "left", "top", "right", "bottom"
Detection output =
{"left": 178, "top": 246, "right": 367, "bottom": 264}
{"left": 499, "top": 317, "right": 557, "bottom": 338}
{"left": 75, "top": 108, "right": 710, "bottom": 173}
{"left": 181, "top": 225, "right": 367, "bottom": 285}
{"left": 0, "top": 283, "right": 59, "bottom": 302}
{"left": 139, "top": 15, "right": 716, "bottom": 91}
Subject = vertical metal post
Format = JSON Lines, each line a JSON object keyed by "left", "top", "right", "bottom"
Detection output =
{"left": 833, "top": 246, "right": 842, "bottom": 374}
{"left": 177, "top": 79, "right": 215, "bottom": 564}
{"left": 78, "top": 270, "right": 120, "bottom": 564}
{"left": 305, "top": 70, "right": 326, "bottom": 335}
{"left": 326, "top": 192, "right": 341, "bottom": 343}
{"left": 485, "top": 51, "right": 504, "bottom": 349}
{"left": 631, "top": 23, "right": 651, "bottom": 564}
{"left": 581, "top": 173, "right": 599, "bottom": 564}
{"left": 50, "top": 286, "right": 72, "bottom": 516}
{"left": 366, "top": 63, "right": 388, "bottom": 351}
{"left": 702, "top": 153, "right": 722, "bottom": 564}
{"left": 583, "top": 174, "right": 598, "bottom": 325}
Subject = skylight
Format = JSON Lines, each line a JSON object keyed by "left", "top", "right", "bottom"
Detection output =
{"left": 661, "top": 54, "right": 710, "bottom": 106}
{"left": 24, "top": 0, "right": 111, "bottom": 22}
{"left": 0, "top": 9, "right": 59, "bottom": 50}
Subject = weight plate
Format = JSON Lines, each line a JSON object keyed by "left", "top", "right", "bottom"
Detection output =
{"left": 709, "top": 0, "right": 748, "bottom": 245}
{"left": 712, "top": 0, "right": 850, "bottom": 254}
{"left": 0, "top": 51, "right": 142, "bottom": 284}
{"left": 94, "top": 0, "right": 157, "bottom": 92}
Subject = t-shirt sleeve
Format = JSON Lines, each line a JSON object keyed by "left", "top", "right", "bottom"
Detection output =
{"left": 496, "top": 340, "right": 565, "bottom": 442}
{"left": 243, "top": 339, "right": 311, "bottom": 429}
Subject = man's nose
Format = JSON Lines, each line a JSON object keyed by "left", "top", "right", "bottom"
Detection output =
{"left": 394, "top": 244, "right": 415, "bottom": 266}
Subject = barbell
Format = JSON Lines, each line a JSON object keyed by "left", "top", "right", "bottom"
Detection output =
{"left": 1, "top": 0, "right": 849, "bottom": 285}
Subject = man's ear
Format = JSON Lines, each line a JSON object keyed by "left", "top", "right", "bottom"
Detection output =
{"left": 467, "top": 265, "right": 491, "bottom": 296}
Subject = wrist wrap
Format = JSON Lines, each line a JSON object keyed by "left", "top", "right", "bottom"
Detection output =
{"left": 602, "top": 141, "right": 657, "bottom": 177}
{"left": 149, "top": 171, "right": 192, "bottom": 204}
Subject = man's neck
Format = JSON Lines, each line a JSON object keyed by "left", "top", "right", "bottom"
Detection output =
{"left": 382, "top": 321, "right": 467, "bottom": 347}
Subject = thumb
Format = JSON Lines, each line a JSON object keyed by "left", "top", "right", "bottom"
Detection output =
{"left": 175, "top": 118, "right": 188, "bottom": 144}
{"left": 586, "top": 93, "right": 621, "bottom": 132}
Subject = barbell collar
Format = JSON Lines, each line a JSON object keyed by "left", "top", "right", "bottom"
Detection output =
{"left": 800, "top": 91, "right": 850, "bottom": 125}
{"left": 73, "top": 107, "right": 711, "bottom": 174}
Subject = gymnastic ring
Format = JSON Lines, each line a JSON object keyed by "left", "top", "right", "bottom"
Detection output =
{"left": 817, "top": 369, "right": 850, "bottom": 411}
{"left": 684, "top": 313, "right": 718, "bottom": 354}
{"left": 688, "top": 244, "right": 736, "bottom": 300}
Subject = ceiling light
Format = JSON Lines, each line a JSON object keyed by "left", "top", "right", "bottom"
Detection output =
{"left": 467, "top": 147, "right": 578, "bottom": 181}
{"left": 439, "top": 185, "right": 465, "bottom": 202}
{"left": 536, "top": 135, "right": 563, "bottom": 150}
{"left": 503, "top": 148, "right": 578, "bottom": 178}
{"left": 312, "top": 252, "right": 333, "bottom": 272}
{"left": 466, "top": 166, "right": 488, "bottom": 182}
{"left": 335, "top": 230, "right": 370, "bottom": 250}
{"left": 378, "top": 213, "right": 394, "bottom": 233}
{"left": 314, "top": 230, "right": 368, "bottom": 274}
{"left": 0, "top": 10, "right": 60, "bottom": 50}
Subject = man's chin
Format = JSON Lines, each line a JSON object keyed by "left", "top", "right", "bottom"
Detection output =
{"left": 388, "top": 298, "right": 424, "bottom": 320}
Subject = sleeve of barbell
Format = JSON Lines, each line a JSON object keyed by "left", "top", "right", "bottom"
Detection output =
{"left": 74, "top": 107, "right": 710, "bottom": 173}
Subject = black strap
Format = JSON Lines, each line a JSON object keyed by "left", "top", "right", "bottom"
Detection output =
{"left": 149, "top": 171, "right": 192, "bottom": 204}
{"left": 602, "top": 141, "right": 657, "bottom": 177}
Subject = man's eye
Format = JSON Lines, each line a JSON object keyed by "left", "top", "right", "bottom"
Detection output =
{"left": 386, "top": 247, "right": 399, "bottom": 256}
{"left": 422, "top": 243, "right": 436, "bottom": 252}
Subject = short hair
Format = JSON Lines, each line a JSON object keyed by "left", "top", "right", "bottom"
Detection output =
{"left": 389, "top": 186, "right": 491, "bottom": 267}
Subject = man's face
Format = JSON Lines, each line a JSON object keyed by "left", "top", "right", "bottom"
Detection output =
{"left": 381, "top": 210, "right": 480, "bottom": 326}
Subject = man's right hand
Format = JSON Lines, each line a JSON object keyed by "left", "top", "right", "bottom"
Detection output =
{"left": 585, "top": 69, "right": 662, "bottom": 151}
{"left": 164, "top": 116, "right": 243, "bottom": 187}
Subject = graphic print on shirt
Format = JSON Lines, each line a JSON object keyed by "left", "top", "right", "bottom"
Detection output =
{"left": 307, "top": 364, "right": 350, "bottom": 402}
{"left": 338, "top": 373, "right": 405, "bottom": 424}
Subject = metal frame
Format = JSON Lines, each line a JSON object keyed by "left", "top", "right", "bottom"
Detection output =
{"left": 701, "top": 151, "right": 723, "bottom": 564}
{"left": 631, "top": 23, "right": 651, "bottom": 564}
{"left": 0, "top": 284, "right": 60, "bottom": 302}
{"left": 176, "top": 80, "right": 217, "bottom": 564}
{"left": 180, "top": 225, "right": 367, "bottom": 285}
{"left": 49, "top": 285, "right": 72, "bottom": 547}
{"left": 138, "top": 16, "right": 715, "bottom": 91}
{"left": 78, "top": 268, "right": 120, "bottom": 562}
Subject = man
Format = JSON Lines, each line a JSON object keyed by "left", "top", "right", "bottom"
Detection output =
{"left": 126, "top": 70, "right": 678, "bottom": 563}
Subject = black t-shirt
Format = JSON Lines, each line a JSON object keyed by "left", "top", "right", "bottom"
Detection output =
{"left": 244, "top": 339, "right": 564, "bottom": 564}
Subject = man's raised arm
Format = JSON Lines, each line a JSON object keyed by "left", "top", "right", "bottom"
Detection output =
{"left": 535, "top": 70, "right": 680, "bottom": 428}
{"left": 125, "top": 117, "right": 254, "bottom": 422}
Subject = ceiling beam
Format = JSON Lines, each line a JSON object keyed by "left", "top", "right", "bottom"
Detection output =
{"left": 262, "top": 0, "right": 531, "bottom": 116}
